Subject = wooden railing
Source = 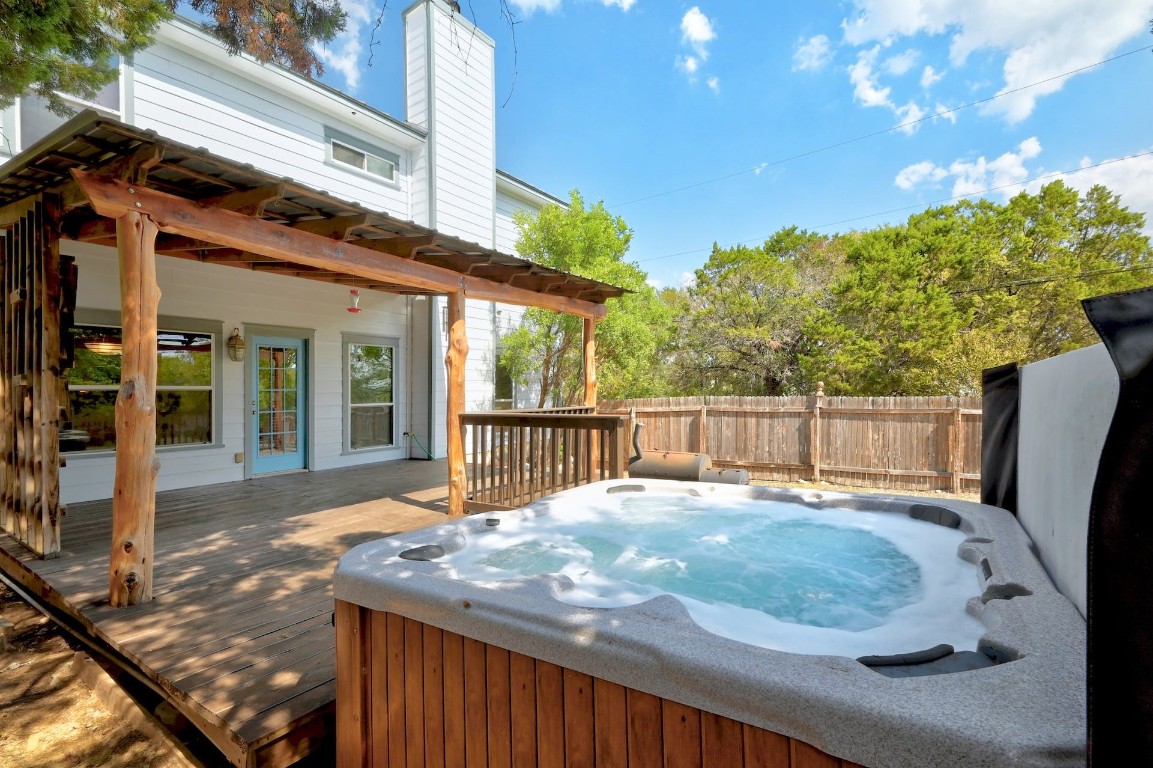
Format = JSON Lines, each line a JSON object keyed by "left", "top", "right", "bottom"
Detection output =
{"left": 462, "top": 410, "right": 629, "bottom": 513}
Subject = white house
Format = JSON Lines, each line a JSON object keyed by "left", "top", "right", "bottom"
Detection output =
{"left": 0, "top": 0, "right": 591, "bottom": 506}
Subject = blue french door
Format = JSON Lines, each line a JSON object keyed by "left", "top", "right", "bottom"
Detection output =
{"left": 251, "top": 336, "right": 307, "bottom": 474}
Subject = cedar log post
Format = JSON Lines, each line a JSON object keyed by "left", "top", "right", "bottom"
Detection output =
{"left": 583, "top": 317, "right": 598, "bottom": 408}
{"left": 583, "top": 317, "right": 600, "bottom": 474}
{"left": 446, "top": 290, "right": 468, "bottom": 516}
{"left": 108, "top": 211, "right": 161, "bottom": 606}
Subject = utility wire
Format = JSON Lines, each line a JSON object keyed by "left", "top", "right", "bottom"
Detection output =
{"left": 950, "top": 264, "right": 1153, "bottom": 297}
{"left": 636, "top": 150, "right": 1153, "bottom": 263}
{"left": 611, "top": 45, "right": 1152, "bottom": 210}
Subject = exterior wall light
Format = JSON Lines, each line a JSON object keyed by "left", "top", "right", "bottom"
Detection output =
{"left": 227, "top": 328, "right": 247, "bottom": 362}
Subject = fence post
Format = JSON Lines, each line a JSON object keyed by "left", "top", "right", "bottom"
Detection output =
{"left": 951, "top": 399, "right": 963, "bottom": 493}
{"left": 698, "top": 405, "right": 707, "bottom": 454}
{"left": 811, "top": 382, "right": 824, "bottom": 482}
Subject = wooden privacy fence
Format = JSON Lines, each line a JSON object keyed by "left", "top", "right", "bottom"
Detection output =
{"left": 462, "top": 410, "right": 630, "bottom": 513}
{"left": 601, "top": 390, "right": 982, "bottom": 493}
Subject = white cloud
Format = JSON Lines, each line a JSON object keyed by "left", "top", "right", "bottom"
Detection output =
{"left": 895, "top": 137, "right": 1045, "bottom": 199}
{"left": 675, "top": 7, "right": 719, "bottom": 86}
{"left": 934, "top": 102, "right": 957, "bottom": 124}
{"left": 848, "top": 47, "right": 891, "bottom": 108}
{"left": 647, "top": 271, "right": 697, "bottom": 290}
{"left": 894, "top": 101, "right": 926, "bottom": 133}
{"left": 681, "top": 7, "right": 717, "bottom": 61}
{"left": 920, "top": 65, "right": 943, "bottom": 89}
{"left": 676, "top": 55, "right": 700, "bottom": 76}
{"left": 883, "top": 49, "right": 918, "bottom": 76}
{"left": 512, "top": 0, "right": 636, "bottom": 12}
{"left": 895, "top": 160, "right": 948, "bottom": 190}
{"left": 840, "top": 0, "right": 1153, "bottom": 123}
{"left": 509, "top": 0, "right": 563, "bottom": 13}
{"left": 848, "top": 46, "right": 931, "bottom": 133}
{"left": 793, "top": 34, "right": 833, "bottom": 72}
{"left": 316, "top": 0, "right": 374, "bottom": 91}
{"left": 1038, "top": 150, "right": 1153, "bottom": 233}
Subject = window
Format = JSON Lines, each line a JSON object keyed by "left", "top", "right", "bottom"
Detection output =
{"left": 345, "top": 336, "right": 397, "bottom": 451}
{"left": 19, "top": 65, "right": 121, "bottom": 150}
{"left": 325, "top": 127, "right": 399, "bottom": 183}
{"left": 64, "top": 324, "right": 216, "bottom": 452}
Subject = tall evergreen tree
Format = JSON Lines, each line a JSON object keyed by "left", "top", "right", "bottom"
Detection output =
{"left": 0, "top": 0, "right": 345, "bottom": 116}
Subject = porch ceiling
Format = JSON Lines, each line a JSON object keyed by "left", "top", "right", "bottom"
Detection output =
{"left": 0, "top": 111, "right": 626, "bottom": 311}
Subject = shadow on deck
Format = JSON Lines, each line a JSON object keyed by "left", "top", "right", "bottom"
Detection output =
{"left": 0, "top": 459, "right": 451, "bottom": 767}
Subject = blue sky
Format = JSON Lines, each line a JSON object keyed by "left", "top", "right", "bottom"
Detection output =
{"left": 316, "top": 0, "right": 1153, "bottom": 285}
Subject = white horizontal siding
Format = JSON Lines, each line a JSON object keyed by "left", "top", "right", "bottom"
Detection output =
{"left": 59, "top": 242, "right": 411, "bottom": 503}
{"left": 426, "top": 4, "right": 496, "bottom": 246}
{"left": 495, "top": 189, "right": 530, "bottom": 254}
{"left": 131, "top": 43, "right": 412, "bottom": 218}
{"left": 405, "top": 6, "right": 430, "bottom": 129}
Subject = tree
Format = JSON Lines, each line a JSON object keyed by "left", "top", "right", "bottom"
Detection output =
{"left": 498, "top": 191, "right": 674, "bottom": 405}
{"left": 800, "top": 182, "right": 1153, "bottom": 395}
{"left": 671, "top": 228, "right": 845, "bottom": 396}
{"left": 0, "top": 0, "right": 345, "bottom": 116}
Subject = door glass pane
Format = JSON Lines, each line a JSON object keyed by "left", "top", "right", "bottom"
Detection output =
{"left": 258, "top": 344, "right": 300, "bottom": 457}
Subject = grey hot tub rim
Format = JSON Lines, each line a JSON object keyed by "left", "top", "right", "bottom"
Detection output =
{"left": 334, "top": 480, "right": 1086, "bottom": 768}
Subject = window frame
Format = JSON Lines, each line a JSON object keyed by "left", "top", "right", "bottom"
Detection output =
{"left": 324, "top": 127, "right": 400, "bottom": 184}
{"left": 342, "top": 333, "right": 400, "bottom": 454}
{"left": 64, "top": 309, "right": 224, "bottom": 455}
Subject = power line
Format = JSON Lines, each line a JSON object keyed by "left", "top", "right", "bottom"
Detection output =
{"left": 950, "top": 264, "right": 1153, "bottom": 296}
{"left": 636, "top": 150, "right": 1153, "bottom": 263}
{"left": 612, "top": 45, "right": 1151, "bottom": 210}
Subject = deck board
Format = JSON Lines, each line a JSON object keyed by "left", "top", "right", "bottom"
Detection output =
{"left": 0, "top": 459, "right": 451, "bottom": 767}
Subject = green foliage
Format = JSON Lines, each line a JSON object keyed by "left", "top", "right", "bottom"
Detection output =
{"left": 499, "top": 191, "right": 674, "bottom": 405}
{"left": 799, "top": 182, "right": 1152, "bottom": 395}
{"left": 670, "top": 227, "right": 845, "bottom": 395}
{"left": 0, "top": 0, "right": 172, "bottom": 115}
{"left": 0, "top": 0, "right": 345, "bottom": 116}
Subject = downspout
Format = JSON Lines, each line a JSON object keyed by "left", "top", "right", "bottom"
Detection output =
{"left": 427, "top": 296, "right": 437, "bottom": 458}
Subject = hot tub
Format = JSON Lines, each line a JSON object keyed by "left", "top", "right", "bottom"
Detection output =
{"left": 333, "top": 480, "right": 1086, "bottom": 768}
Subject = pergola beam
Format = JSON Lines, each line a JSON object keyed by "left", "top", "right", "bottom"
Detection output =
{"left": 73, "top": 170, "right": 608, "bottom": 319}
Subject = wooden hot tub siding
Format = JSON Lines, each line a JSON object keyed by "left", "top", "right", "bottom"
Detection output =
{"left": 335, "top": 601, "right": 866, "bottom": 768}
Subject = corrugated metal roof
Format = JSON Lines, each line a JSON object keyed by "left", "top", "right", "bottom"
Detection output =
{"left": 0, "top": 112, "right": 625, "bottom": 305}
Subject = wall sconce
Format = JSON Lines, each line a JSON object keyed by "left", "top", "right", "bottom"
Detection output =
{"left": 227, "top": 328, "right": 247, "bottom": 363}
{"left": 348, "top": 288, "right": 362, "bottom": 313}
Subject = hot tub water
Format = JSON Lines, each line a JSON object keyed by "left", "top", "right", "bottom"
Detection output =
{"left": 436, "top": 491, "right": 986, "bottom": 658}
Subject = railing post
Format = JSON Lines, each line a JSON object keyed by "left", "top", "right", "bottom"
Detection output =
{"left": 811, "top": 382, "right": 824, "bottom": 483}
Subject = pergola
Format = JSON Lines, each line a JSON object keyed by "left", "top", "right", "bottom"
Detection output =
{"left": 0, "top": 112, "right": 624, "bottom": 607}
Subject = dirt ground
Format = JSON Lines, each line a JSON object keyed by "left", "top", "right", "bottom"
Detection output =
{"left": 0, "top": 585, "right": 184, "bottom": 768}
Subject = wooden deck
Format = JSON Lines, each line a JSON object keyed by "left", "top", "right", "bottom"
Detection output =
{"left": 0, "top": 459, "right": 451, "bottom": 768}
